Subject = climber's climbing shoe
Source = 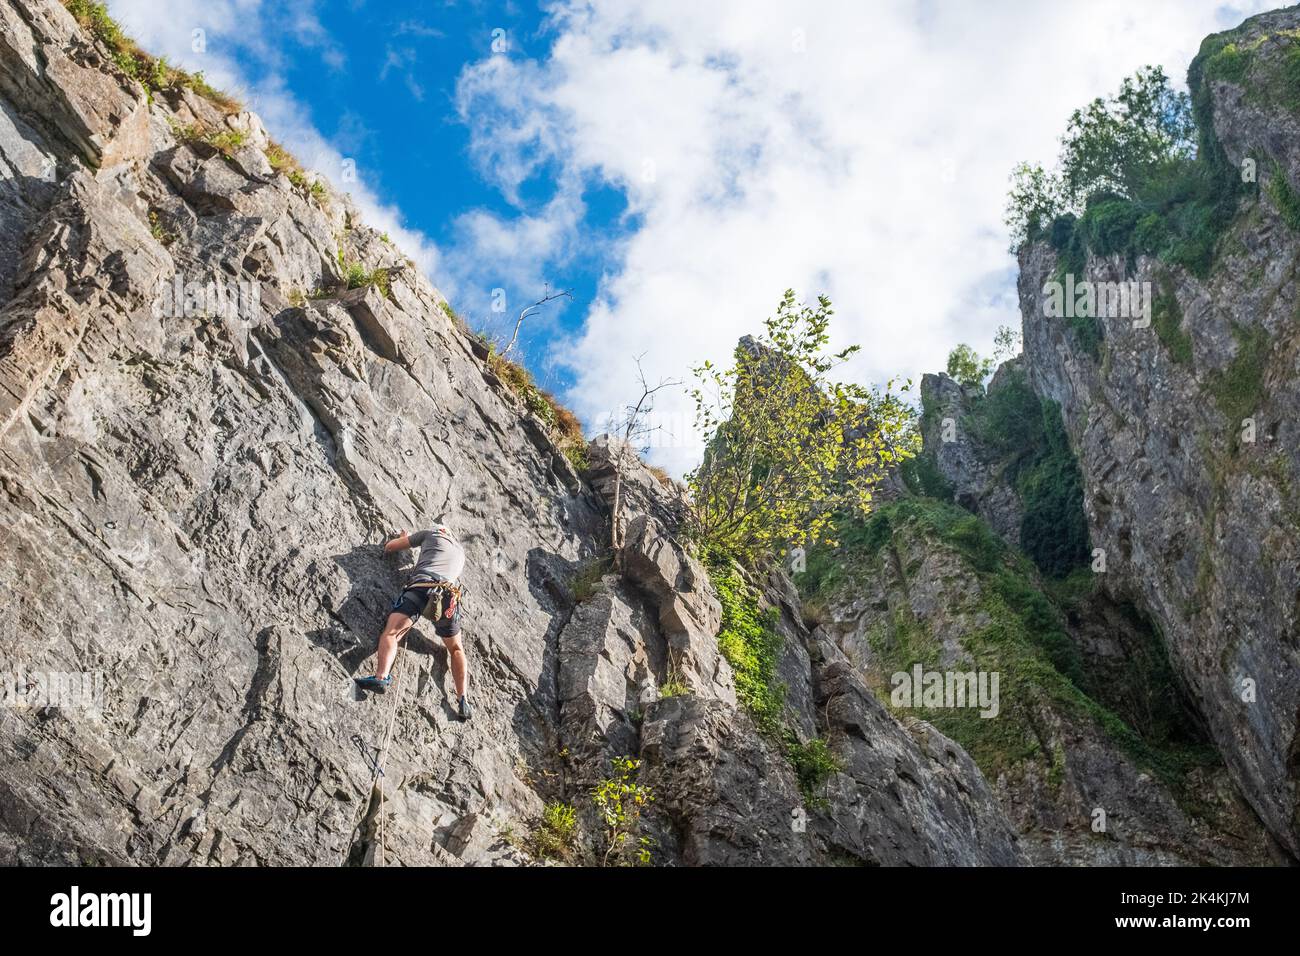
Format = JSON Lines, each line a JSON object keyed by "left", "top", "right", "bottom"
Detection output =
{"left": 354, "top": 674, "right": 392, "bottom": 694}
{"left": 458, "top": 694, "right": 473, "bottom": 721}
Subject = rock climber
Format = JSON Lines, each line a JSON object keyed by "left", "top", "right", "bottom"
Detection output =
{"left": 354, "top": 523, "right": 472, "bottom": 721}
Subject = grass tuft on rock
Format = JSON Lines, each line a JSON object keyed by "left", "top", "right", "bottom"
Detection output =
{"left": 1152, "top": 276, "right": 1194, "bottom": 364}
{"left": 480, "top": 341, "right": 587, "bottom": 471}
{"left": 1266, "top": 162, "right": 1300, "bottom": 231}
{"left": 571, "top": 555, "right": 611, "bottom": 603}
{"left": 63, "top": 0, "right": 242, "bottom": 112}
{"left": 1209, "top": 323, "right": 1269, "bottom": 425}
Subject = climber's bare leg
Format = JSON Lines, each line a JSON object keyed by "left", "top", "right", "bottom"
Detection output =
{"left": 442, "top": 634, "right": 468, "bottom": 698}
{"left": 375, "top": 612, "right": 414, "bottom": 679}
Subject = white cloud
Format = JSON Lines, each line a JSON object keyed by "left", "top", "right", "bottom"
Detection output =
{"left": 455, "top": 0, "right": 1278, "bottom": 474}
{"left": 379, "top": 45, "right": 426, "bottom": 102}
{"left": 103, "top": 0, "right": 1281, "bottom": 476}
{"left": 105, "top": 0, "right": 441, "bottom": 277}
{"left": 437, "top": 187, "right": 586, "bottom": 349}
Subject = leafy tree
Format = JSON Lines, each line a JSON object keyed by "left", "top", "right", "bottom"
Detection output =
{"left": 1005, "top": 66, "right": 1202, "bottom": 252}
{"left": 992, "top": 324, "right": 1022, "bottom": 362}
{"left": 1058, "top": 66, "right": 1195, "bottom": 205}
{"left": 687, "top": 290, "right": 918, "bottom": 562}
{"left": 1005, "top": 161, "right": 1067, "bottom": 248}
{"left": 946, "top": 343, "right": 993, "bottom": 388}
{"left": 591, "top": 757, "right": 654, "bottom": 866}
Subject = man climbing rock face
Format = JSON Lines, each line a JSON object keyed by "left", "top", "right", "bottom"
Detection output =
{"left": 354, "top": 524, "right": 472, "bottom": 720}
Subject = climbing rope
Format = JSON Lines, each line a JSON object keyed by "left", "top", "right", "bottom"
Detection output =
{"left": 364, "top": 583, "right": 460, "bottom": 866}
{"left": 369, "top": 639, "right": 408, "bottom": 868}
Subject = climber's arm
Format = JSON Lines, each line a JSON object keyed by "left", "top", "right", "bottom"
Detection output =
{"left": 384, "top": 531, "right": 411, "bottom": 553}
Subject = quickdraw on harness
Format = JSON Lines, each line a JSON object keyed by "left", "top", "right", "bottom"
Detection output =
{"left": 404, "top": 579, "right": 463, "bottom": 622}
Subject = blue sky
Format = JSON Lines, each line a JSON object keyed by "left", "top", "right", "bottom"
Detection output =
{"left": 111, "top": 0, "right": 621, "bottom": 395}
{"left": 108, "top": 0, "right": 1277, "bottom": 473}
{"left": 262, "top": 0, "right": 622, "bottom": 352}
{"left": 203, "top": 1, "right": 609, "bottom": 376}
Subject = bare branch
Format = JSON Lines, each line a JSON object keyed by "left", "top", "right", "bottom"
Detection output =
{"left": 608, "top": 355, "right": 682, "bottom": 557}
{"left": 501, "top": 284, "right": 575, "bottom": 357}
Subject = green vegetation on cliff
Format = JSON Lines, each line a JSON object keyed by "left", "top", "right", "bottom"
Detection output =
{"left": 705, "top": 551, "right": 841, "bottom": 804}
{"left": 1209, "top": 323, "right": 1270, "bottom": 424}
{"left": 1199, "top": 26, "right": 1300, "bottom": 114}
{"left": 1019, "top": 25, "right": 1300, "bottom": 287}
{"left": 1152, "top": 276, "right": 1195, "bottom": 364}
{"left": 63, "top": 0, "right": 242, "bottom": 111}
{"left": 1007, "top": 61, "right": 1250, "bottom": 303}
{"left": 899, "top": 381, "right": 955, "bottom": 502}
{"left": 906, "top": 365, "right": 1091, "bottom": 578}
{"left": 1267, "top": 161, "right": 1300, "bottom": 231}
{"left": 979, "top": 369, "right": 1090, "bottom": 578}
{"left": 706, "top": 553, "right": 786, "bottom": 738}
{"left": 797, "top": 499, "right": 1217, "bottom": 792}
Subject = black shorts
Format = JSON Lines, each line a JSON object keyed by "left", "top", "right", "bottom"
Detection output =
{"left": 391, "top": 584, "right": 462, "bottom": 638}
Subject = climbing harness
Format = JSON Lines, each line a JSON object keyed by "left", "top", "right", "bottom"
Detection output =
{"left": 404, "top": 579, "right": 463, "bottom": 623}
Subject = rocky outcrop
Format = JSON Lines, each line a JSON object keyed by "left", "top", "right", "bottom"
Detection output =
{"left": 633, "top": 558, "right": 1026, "bottom": 867}
{"left": 584, "top": 433, "right": 689, "bottom": 532}
{"left": 807, "top": 640, "right": 1025, "bottom": 866}
{"left": 619, "top": 513, "right": 735, "bottom": 703}
{"left": 638, "top": 667, "right": 1026, "bottom": 867}
{"left": 1018, "top": 7, "right": 1300, "bottom": 857}
{"left": 810, "top": 503, "right": 1273, "bottom": 865}
{"left": 0, "top": 0, "right": 1026, "bottom": 867}
{"left": 919, "top": 366, "right": 1024, "bottom": 544}
{"left": 637, "top": 696, "right": 819, "bottom": 865}
{"left": 555, "top": 575, "right": 662, "bottom": 776}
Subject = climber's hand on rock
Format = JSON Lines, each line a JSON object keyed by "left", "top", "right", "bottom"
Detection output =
{"left": 383, "top": 530, "right": 409, "bottom": 554}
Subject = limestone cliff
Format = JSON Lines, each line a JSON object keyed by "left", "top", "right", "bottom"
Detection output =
{"left": 1017, "top": 7, "right": 1300, "bottom": 857}
{"left": 804, "top": 5, "right": 1300, "bottom": 865}
{"left": 3, "top": 0, "right": 1296, "bottom": 870}
{"left": 0, "top": 0, "right": 1021, "bottom": 867}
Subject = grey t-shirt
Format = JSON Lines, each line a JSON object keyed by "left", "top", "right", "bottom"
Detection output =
{"left": 406, "top": 527, "right": 465, "bottom": 584}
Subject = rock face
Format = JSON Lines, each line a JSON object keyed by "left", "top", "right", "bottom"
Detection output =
{"left": 809, "top": 505, "right": 1272, "bottom": 865}
{"left": 1018, "top": 6, "right": 1300, "bottom": 857}
{"left": 919, "top": 366, "right": 1024, "bottom": 545}
{"left": 0, "top": 0, "right": 1023, "bottom": 867}
{"left": 807, "top": 643, "right": 1024, "bottom": 866}
{"left": 584, "top": 433, "right": 690, "bottom": 532}
{"left": 634, "top": 565, "right": 1024, "bottom": 867}
{"left": 6, "top": 0, "right": 1287, "bottom": 870}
